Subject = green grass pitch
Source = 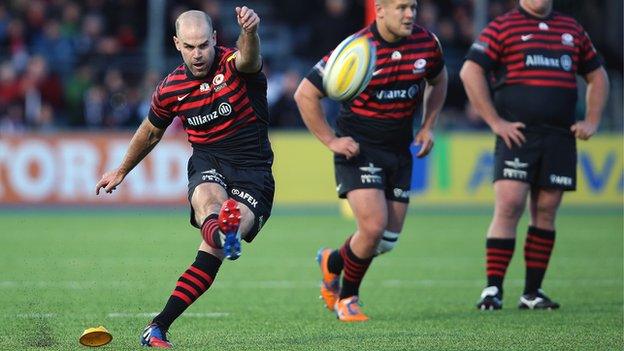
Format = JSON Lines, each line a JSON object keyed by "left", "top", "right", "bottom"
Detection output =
{"left": 0, "top": 207, "right": 622, "bottom": 350}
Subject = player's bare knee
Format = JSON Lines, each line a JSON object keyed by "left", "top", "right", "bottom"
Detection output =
{"left": 496, "top": 200, "right": 524, "bottom": 220}
{"left": 359, "top": 218, "right": 387, "bottom": 238}
{"left": 375, "top": 230, "right": 400, "bottom": 255}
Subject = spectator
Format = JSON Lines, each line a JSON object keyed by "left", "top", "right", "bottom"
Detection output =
{"left": 270, "top": 69, "right": 304, "bottom": 128}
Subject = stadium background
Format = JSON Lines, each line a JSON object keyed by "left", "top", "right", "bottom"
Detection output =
{"left": 0, "top": 1, "right": 621, "bottom": 350}
{"left": 0, "top": 0, "right": 621, "bottom": 208}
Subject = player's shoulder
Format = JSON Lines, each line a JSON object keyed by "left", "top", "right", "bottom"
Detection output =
{"left": 486, "top": 9, "right": 523, "bottom": 31}
{"left": 551, "top": 11, "right": 584, "bottom": 31}
{"left": 216, "top": 46, "right": 238, "bottom": 64}
{"left": 158, "top": 64, "right": 187, "bottom": 89}
{"left": 409, "top": 24, "right": 439, "bottom": 44}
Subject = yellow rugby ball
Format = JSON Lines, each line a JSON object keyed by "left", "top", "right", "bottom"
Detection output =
{"left": 322, "top": 34, "right": 376, "bottom": 101}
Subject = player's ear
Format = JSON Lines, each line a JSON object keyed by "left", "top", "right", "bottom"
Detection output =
{"left": 211, "top": 30, "right": 217, "bottom": 46}
{"left": 173, "top": 36, "right": 181, "bottom": 51}
{"left": 375, "top": 0, "right": 384, "bottom": 18}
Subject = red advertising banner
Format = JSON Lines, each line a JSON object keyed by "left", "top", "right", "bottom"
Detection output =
{"left": 0, "top": 132, "right": 191, "bottom": 205}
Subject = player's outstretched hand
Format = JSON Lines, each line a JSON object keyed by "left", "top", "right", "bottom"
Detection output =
{"left": 95, "top": 169, "right": 126, "bottom": 195}
{"left": 492, "top": 119, "right": 525, "bottom": 149}
{"left": 236, "top": 6, "right": 259, "bottom": 33}
{"left": 570, "top": 120, "right": 598, "bottom": 140}
{"left": 414, "top": 128, "right": 434, "bottom": 158}
{"left": 328, "top": 136, "right": 360, "bottom": 160}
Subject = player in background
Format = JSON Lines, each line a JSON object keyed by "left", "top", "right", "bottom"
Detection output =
{"left": 294, "top": 0, "right": 447, "bottom": 322}
{"left": 460, "top": 0, "right": 609, "bottom": 310}
{"left": 96, "top": 7, "right": 274, "bottom": 347}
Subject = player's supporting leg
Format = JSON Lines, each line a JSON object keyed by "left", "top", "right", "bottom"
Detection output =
{"left": 143, "top": 251, "right": 221, "bottom": 348}
{"left": 333, "top": 189, "right": 387, "bottom": 322}
{"left": 477, "top": 180, "right": 529, "bottom": 310}
{"left": 519, "top": 187, "right": 562, "bottom": 309}
{"left": 374, "top": 200, "right": 408, "bottom": 256}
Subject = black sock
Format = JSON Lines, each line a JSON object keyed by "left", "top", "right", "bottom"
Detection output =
{"left": 486, "top": 238, "right": 515, "bottom": 295}
{"left": 327, "top": 250, "right": 343, "bottom": 274}
{"left": 152, "top": 251, "right": 221, "bottom": 330}
{"left": 339, "top": 238, "right": 373, "bottom": 299}
{"left": 524, "top": 226, "right": 556, "bottom": 294}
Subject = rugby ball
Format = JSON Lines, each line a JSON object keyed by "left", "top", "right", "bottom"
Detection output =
{"left": 322, "top": 34, "right": 376, "bottom": 101}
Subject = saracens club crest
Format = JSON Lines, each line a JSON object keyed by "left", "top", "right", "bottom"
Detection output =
{"left": 413, "top": 59, "right": 427, "bottom": 74}
{"left": 212, "top": 74, "right": 227, "bottom": 92}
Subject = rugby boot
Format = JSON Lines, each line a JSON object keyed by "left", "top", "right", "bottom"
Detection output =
{"left": 518, "top": 289, "right": 560, "bottom": 310}
{"left": 316, "top": 248, "right": 340, "bottom": 311}
{"left": 140, "top": 323, "right": 172, "bottom": 348}
{"left": 476, "top": 286, "right": 503, "bottom": 310}
{"left": 334, "top": 296, "right": 369, "bottom": 322}
{"left": 219, "top": 199, "right": 242, "bottom": 260}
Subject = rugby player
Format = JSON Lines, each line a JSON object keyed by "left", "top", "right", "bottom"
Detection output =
{"left": 96, "top": 7, "right": 274, "bottom": 347}
{"left": 294, "top": 0, "right": 448, "bottom": 322}
{"left": 460, "top": 0, "right": 609, "bottom": 310}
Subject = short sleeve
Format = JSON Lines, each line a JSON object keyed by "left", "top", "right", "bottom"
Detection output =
{"left": 148, "top": 81, "right": 173, "bottom": 129}
{"left": 425, "top": 33, "right": 446, "bottom": 80}
{"left": 465, "top": 20, "right": 503, "bottom": 72}
{"left": 577, "top": 26, "right": 603, "bottom": 75}
{"left": 305, "top": 53, "right": 331, "bottom": 95}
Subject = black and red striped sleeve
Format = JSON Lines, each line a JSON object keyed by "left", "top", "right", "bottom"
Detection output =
{"left": 466, "top": 19, "right": 503, "bottom": 72}
{"left": 425, "top": 33, "right": 445, "bottom": 80}
{"left": 577, "top": 26, "right": 603, "bottom": 75}
{"left": 148, "top": 80, "right": 173, "bottom": 129}
{"left": 306, "top": 54, "right": 330, "bottom": 94}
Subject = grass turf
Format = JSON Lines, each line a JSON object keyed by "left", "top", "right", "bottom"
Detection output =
{"left": 0, "top": 207, "right": 622, "bottom": 350}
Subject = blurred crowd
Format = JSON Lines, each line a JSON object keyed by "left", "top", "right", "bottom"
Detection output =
{"left": 0, "top": 0, "right": 621, "bottom": 133}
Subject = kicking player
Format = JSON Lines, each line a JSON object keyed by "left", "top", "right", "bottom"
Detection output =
{"left": 460, "top": 0, "right": 609, "bottom": 310}
{"left": 294, "top": 0, "right": 448, "bottom": 322}
{"left": 96, "top": 7, "right": 274, "bottom": 347}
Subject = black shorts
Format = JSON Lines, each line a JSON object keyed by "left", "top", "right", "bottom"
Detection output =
{"left": 334, "top": 145, "right": 412, "bottom": 203}
{"left": 493, "top": 130, "right": 576, "bottom": 190}
{"left": 187, "top": 152, "right": 275, "bottom": 242}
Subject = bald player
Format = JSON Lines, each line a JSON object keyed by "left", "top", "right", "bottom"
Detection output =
{"left": 95, "top": 7, "right": 274, "bottom": 348}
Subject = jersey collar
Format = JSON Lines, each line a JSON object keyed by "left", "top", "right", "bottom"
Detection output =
{"left": 371, "top": 21, "right": 408, "bottom": 48}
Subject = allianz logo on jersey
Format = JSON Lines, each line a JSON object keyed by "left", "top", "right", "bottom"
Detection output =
{"left": 375, "top": 84, "right": 419, "bottom": 101}
{"left": 525, "top": 54, "right": 572, "bottom": 71}
{"left": 186, "top": 102, "right": 233, "bottom": 127}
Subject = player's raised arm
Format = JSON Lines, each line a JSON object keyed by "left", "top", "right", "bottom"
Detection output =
{"left": 95, "top": 118, "right": 166, "bottom": 195}
{"left": 294, "top": 78, "right": 360, "bottom": 159}
{"left": 234, "top": 6, "right": 261, "bottom": 73}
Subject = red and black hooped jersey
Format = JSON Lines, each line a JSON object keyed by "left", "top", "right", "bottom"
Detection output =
{"left": 466, "top": 7, "right": 603, "bottom": 129}
{"left": 307, "top": 22, "right": 445, "bottom": 152}
{"left": 149, "top": 46, "right": 272, "bottom": 167}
